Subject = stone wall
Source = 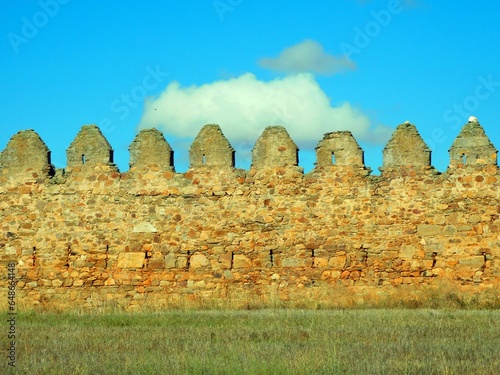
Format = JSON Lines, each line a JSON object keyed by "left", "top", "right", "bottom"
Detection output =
{"left": 0, "top": 119, "right": 499, "bottom": 311}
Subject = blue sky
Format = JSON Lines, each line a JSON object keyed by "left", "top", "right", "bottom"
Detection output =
{"left": 1, "top": 0, "right": 499, "bottom": 174}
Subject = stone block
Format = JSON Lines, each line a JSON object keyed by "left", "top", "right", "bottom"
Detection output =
{"left": 117, "top": 252, "right": 145, "bottom": 269}
{"left": 176, "top": 256, "right": 187, "bottom": 268}
{"left": 133, "top": 222, "right": 158, "bottom": 233}
{"left": 148, "top": 258, "right": 164, "bottom": 269}
{"left": 313, "top": 257, "right": 328, "bottom": 268}
{"left": 282, "top": 258, "right": 305, "bottom": 267}
{"left": 468, "top": 215, "right": 481, "bottom": 224}
{"left": 164, "top": 253, "right": 176, "bottom": 268}
{"left": 190, "top": 254, "right": 210, "bottom": 269}
{"left": 399, "top": 245, "right": 416, "bottom": 259}
{"left": 219, "top": 252, "right": 233, "bottom": 269}
{"left": 458, "top": 256, "right": 484, "bottom": 269}
{"left": 417, "top": 225, "right": 442, "bottom": 236}
{"left": 329, "top": 255, "right": 346, "bottom": 269}
{"left": 233, "top": 254, "right": 252, "bottom": 269}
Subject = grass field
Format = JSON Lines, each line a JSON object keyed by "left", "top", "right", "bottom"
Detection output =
{"left": 5, "top": 308, "right": 500, "bottom": 374}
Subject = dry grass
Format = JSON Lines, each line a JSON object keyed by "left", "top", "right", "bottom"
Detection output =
{"left": 4, "top": 308, "right": 500, "bottom": 374}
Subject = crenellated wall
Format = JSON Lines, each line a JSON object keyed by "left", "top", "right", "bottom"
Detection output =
{"left": 0, "top": 118, "right": 499, "bottom": 310}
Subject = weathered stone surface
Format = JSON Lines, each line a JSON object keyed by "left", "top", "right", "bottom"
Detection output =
{"left": 0, "top": 130, "right": 53, "bottom": 179}
{"left": 251, "top": 126, "right": 298, "bottom": 168}
{"left": 0, "top": 122, "right": 499, "bottom": 311}
{"left": 315, "top": 131, "right": 364, "bottom": 167}
{"left": 189, "top": 124, "right": 234, "bottom": 168}
{"left": 129, "top": 128, "right": 174, "bottom": 171}
{"left": 382, "top": 122, "right": 431, "bottom": 168}
{"left": 66, "top": 125, "right": 117, "bottom": 171}
{"left": 449, "top": 119, "right": 497, "bottom": 167}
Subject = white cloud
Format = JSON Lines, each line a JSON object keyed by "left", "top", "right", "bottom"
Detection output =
{"left": 138, "top": 73, "right": 391, "bottom": 161}
{"left": 258, "top": 40, "right": 356, "bottom": 75}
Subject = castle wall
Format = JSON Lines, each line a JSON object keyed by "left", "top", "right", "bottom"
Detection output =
{"left": 0, "top": 122, "right": 499, "bottom": 311}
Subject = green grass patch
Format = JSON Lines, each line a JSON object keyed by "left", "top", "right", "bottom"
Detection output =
{"left": 5, "top": 309, "right": 500, "bottom": 374}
